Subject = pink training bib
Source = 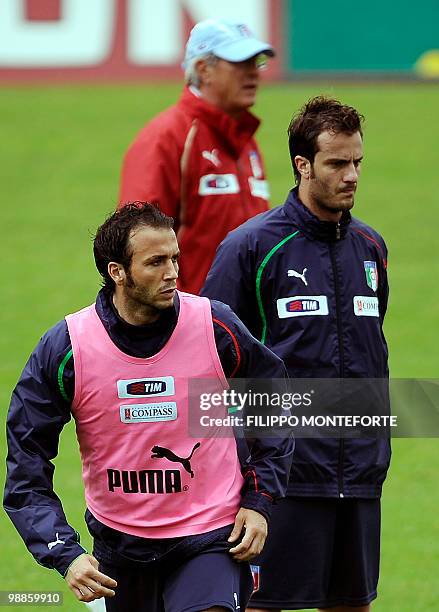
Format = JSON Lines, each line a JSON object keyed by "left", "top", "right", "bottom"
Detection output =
{"left": 66, "top": 292, "right": 243, "bottom": 538}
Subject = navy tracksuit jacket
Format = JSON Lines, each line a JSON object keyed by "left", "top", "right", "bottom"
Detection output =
{"left": 4, "top": 291, "right": 293, "bottom": 575}
{"left": 202, "top": 187, "right": 391, "bottom": 498}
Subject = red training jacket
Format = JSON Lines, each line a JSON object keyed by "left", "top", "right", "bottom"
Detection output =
{"left": 119, "top": 86, "right": 270, "bottom": 294}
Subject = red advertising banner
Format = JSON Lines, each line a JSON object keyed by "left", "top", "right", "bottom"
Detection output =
{"left": 0, "top": 0, "right": 284, "bottom": 83}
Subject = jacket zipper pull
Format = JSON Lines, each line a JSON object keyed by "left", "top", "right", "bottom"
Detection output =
{"left": 336, "top": 223, "right": 341, "bottom": 240}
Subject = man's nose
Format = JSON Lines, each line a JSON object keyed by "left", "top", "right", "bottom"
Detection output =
{"left": 163, "top": 260, "right": 178, "bottom": 280}
{"left": 344, "top": 163, "right": 359, "bottom": 182}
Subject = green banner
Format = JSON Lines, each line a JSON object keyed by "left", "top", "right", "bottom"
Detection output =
{"left": 285, "top": 0, "right": 439, "bottom": 76}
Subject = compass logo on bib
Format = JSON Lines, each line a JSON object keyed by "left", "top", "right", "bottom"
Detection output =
{"left": 120, "top": 402, "right": 177, "bottom": 423}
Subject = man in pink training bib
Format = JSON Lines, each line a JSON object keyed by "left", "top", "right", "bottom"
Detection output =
{"left": 4, "top": 203, "right": 293, "bottom": 612}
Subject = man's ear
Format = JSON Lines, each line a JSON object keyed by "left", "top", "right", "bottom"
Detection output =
{"left": 295, "top": 156, "right": 311, "bottom": 179}
{"left": 197, "top": 58, "right": 212, "bottom": 86}
{"left": 108, "top": 262, "right": 126, "bottom": 286}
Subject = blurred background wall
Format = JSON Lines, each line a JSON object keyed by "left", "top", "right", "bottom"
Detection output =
{"left": 0, "top": 0, "right": 438, "bottom": 83}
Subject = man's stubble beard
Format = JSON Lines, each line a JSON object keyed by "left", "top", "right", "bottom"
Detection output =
{"left": 124, "top": 269, "right": 161, "bottom": 316}
{"left": 124, "top": 268, "right": 174, "bottom": 316}
{"left": 313, "top": 194, "right": 355, "bottom": 215}
{"left": 309, "top": 173, "right": 355, "bottom": 215}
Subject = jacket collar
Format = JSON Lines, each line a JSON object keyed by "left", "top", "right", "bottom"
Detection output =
{"left": 179, "top": 86, "right": 260, "bottom": 158}
{"left": 94, "top": 290, "right": 179, "bottom": 358}
{"left": 284, "top": 187, "right": 352, "bottom": 243}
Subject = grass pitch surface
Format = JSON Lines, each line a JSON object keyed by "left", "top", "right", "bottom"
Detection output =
{"left": 1, "top": 82, "right": 438, "bottom": 610}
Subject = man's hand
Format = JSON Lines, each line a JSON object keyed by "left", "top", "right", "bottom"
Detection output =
{"left": 228, "top": 508, "right": 268, "bottom": 562}
{"left": 65, "top": 553, "right": 117, "bottom": 602}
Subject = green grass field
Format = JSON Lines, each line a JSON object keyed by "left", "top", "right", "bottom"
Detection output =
{"left": 1, "top": 82, "right": 439, "bottom": 610}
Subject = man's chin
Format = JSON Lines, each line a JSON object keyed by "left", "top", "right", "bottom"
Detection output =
{"left": 335, "top": 196, "right": 355, "bottom": 211}
{"left": 156, "top": 293, "right": 176, "bottom": 309}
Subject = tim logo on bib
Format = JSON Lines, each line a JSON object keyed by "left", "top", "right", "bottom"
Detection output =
{"left": 117, "top": 376, "right": 175, "bottom": 398}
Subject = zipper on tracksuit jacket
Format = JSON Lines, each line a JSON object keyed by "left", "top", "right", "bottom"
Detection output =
{"left": 329, "top": 230, "right": 346, "bottom": 498}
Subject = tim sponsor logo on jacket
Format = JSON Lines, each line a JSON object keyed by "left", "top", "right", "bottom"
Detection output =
{"left": 277, "top": 296, "right": 329, "bottom": 318}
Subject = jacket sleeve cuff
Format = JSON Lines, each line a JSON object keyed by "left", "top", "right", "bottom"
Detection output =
{"left": 56, "top": 546, "right": 88, "bottom": 577}
{"left": 240, "top": 490, "right": 273, "bottom": 523}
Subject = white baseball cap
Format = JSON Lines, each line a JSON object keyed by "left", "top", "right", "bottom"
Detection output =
{"left": 182, "top": 19, "right": 275, "bottom": 69}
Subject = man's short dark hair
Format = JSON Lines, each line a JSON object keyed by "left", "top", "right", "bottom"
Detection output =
{"left": 94, "top": 202, "right": 174, "bottom": 293}
{"left": 288, "top": 96, "right": 364, "bottom": 184}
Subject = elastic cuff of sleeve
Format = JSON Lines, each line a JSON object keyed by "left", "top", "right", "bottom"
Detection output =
{"left": 240, "top": 490, "right": 273, "bottom": 523}
{"left": 58, "top": 547, "right": 88, "bottom": 578}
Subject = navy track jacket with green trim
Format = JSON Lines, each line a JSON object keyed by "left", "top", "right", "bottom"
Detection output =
{"left": 202, "top": 187, "right": 391, "bottom": 498}
{"left": 4, "top": 291, "right": 293, "bottom": 576}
